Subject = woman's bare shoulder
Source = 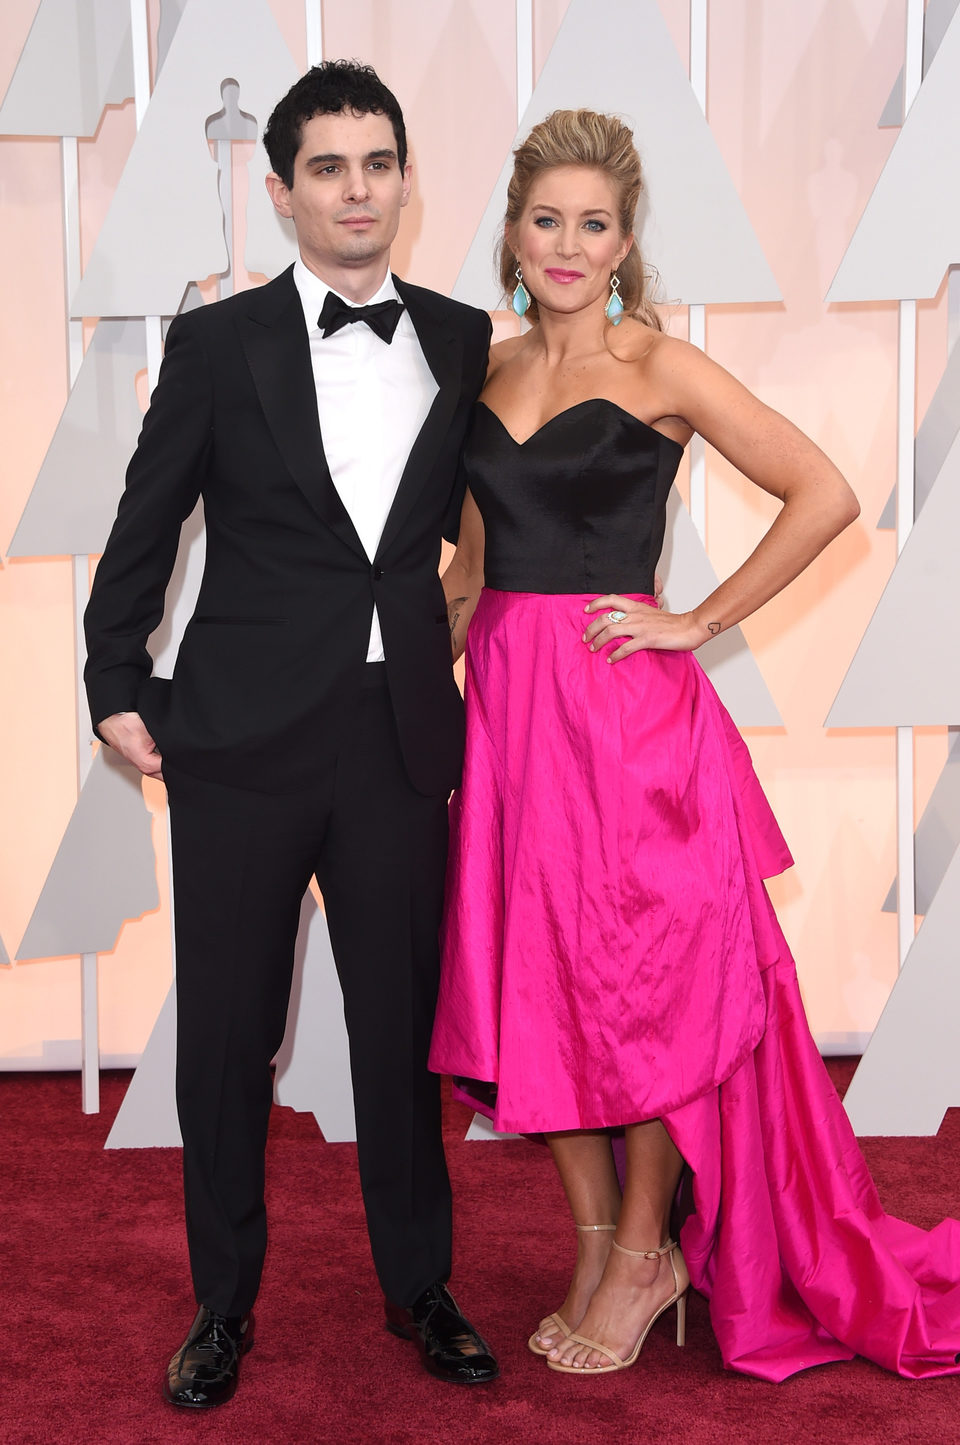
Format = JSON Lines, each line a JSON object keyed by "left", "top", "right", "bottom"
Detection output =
{"left": 607, "top": 319, "right": 686, "bottom": 368}
{"left": 608, "top": 325, "right": 703, "bottom": 443}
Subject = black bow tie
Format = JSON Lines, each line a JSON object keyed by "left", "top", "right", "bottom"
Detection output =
{"left": 318, "top": 291, "right": 404, "bottom": 343}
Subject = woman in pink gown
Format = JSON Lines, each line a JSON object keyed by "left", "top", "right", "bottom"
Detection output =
{"left": 428, "top": 109, "right": 960, "bottom": 1379}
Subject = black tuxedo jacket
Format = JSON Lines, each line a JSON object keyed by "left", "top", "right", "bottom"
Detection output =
{"left": 83, "top": 266, "right": 491, "bottom": 795}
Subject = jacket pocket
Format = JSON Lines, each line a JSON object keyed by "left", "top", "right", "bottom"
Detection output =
{"left": 193, "top": 616, "right": 290, "bottom": 625}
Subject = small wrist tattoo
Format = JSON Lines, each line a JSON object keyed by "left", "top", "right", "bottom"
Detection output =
{"left": 707, "top": 621, "right": 722, "bottom": 636}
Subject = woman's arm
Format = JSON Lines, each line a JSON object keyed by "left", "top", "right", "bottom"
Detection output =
{"left": 441, "top": 488, "right": 485, "bottom": 662}
{"left": 584, "top": 336, "right": 860, "bottom": 660}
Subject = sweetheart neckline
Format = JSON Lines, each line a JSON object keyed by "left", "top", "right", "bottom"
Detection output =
{"left": 476, "top": 398, "right": 685, "bottom": 454}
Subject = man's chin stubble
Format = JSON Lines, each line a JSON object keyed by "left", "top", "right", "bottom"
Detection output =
{"left": 333, "top": 232, "right": 392, "bottom": 267}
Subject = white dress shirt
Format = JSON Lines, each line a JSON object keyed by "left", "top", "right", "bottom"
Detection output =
{"left": 293, "top": 260, "right": 439, "bottom": 661}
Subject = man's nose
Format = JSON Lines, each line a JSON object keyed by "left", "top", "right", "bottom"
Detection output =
{"left": 343, "top": 166, "right": 371, "bottom": 203}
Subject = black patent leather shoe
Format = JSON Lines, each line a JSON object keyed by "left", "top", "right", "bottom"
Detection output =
{"left": 163, "top": 1305, "right": 254, "bottom": 1409}
{"left": 385, "top": 1282, "right": 498, "bottom": 1384}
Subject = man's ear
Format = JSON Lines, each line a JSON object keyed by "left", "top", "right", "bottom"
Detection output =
{"left": 400, "top": 161, "right": 413, "bottom": 209}
{"left": 265, "top": 172, "right": 293, "bottom": 219}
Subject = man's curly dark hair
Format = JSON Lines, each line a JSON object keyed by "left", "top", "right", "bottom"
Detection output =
{"left": 263, "top": 60, "right": 407, "bottom": 187}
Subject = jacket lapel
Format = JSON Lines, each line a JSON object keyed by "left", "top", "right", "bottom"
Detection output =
{"left": 238, "top": 267, "right": 367, "bottom": 561}
{"left": 376, "top": 276, "right": 463, "bottom": 557}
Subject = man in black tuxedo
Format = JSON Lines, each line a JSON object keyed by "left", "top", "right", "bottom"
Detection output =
{"left": 84, "top": 61, "right": 496, "bottom": 1407}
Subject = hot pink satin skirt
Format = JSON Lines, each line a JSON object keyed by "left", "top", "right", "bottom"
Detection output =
{"left": 429, "top": 589, "right": 960, "bottom": 1380}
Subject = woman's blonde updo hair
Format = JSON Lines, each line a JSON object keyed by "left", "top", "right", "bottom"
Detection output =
{"left": 497, "top": 108, "right": 662, "bottom": 332}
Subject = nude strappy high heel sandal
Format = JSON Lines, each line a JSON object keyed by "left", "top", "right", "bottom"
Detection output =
{"left": 527, "top": 1224, "right": 617, "bottom": 1356}
{"left": 545, "top": 1237, "right": 688, "bottom": 1374}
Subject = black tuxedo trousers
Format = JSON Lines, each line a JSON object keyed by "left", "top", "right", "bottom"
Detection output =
{"left": 167, "top": 669, "right": 451, "bottom": 1313}
{"left": 83, "top": 268, "right": 492, "bottom": 1314}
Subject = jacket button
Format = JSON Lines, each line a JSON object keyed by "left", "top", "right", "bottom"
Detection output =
{"left": 372, "top": 566, "right": 383, "bottom": 581}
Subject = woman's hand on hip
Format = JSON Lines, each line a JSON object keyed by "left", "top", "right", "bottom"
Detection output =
{"left": 581, "top": 594, "right": 708, "bottom": 662}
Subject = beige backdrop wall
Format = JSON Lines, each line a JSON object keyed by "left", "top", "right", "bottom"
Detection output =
{"left": 0, "top": 0, "right": 945, "bottom": 1071}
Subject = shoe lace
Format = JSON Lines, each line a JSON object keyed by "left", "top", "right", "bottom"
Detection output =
{"left": 180, "top": 1317, "right": 240, "bottom": 1381}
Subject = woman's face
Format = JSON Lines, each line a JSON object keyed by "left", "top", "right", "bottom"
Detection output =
{"left": 508, "top": 165, "right": 631, "bottom": 320}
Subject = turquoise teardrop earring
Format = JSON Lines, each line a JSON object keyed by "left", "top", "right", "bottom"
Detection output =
{"left": 512, "top": 265, "right": 531, "bottom": 318}
{"left": 604, "top": 272, "right": 624, "bottom": 325}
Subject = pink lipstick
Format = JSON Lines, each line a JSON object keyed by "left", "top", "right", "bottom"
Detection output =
{"left": 545, "top": 268, "right": 584, "bottom": 283}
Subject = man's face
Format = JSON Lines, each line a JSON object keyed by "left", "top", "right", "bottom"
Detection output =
{"left": 267, "top": 109, "right": 411, "bottom": 280}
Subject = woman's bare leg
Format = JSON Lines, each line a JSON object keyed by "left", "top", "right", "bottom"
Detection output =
{"left": 549, "top": 1118, "right": 687, "bottom": 1370}
{"left": 532, "top": 1130, "right": 621, "bottom": 1350}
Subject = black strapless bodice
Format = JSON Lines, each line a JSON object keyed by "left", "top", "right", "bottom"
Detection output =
{"left": 463, "top": 400, "right": 685, "bottom": 595}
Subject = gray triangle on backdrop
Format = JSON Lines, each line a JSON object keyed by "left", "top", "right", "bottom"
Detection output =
{"left": 16, "top": 745, "right": 158, "bottom": 961}
{"left": 826, "top": 430, "right": 960, "bottom": 727}
{"left": 156, "top": 0, "right": 189, "bottom": 75}
{"left": 72, "top": 0, "right": 298, "bottom": 318}
{"left": 879, "top": 0, "right": 960, "bottom": 127}
{"left": 465, "top": 1113, "right": 521, "bottom": 1141}
{"left": 877, "top": 333, "right": 960, "bottom": 530}
{"left": 843, "top": 841, "right": 960, "bottom": 1135}
{"left": 0, "top": 934, "right": 9, "bottom": 965}
{"left": 875, "top": 491, "right": 895, "bottom": 530}
{"left": 828, "top": 10, "right": 960, "bottom": 301}
{"left": 6, "top": 319, "right": 146, "bottom": 559}
{"left": 0, "top": 0, "right": 132, "bottom": 138}
{"left": 882, "top": 728, "right": 960, "bottom": 913}
{"left": 171, "top": 282, "right": 208, "bottom": 323}
{"left": 658, "top": 490, "right": 781, "bottom": 727}
{"left": 452, "top": 0, "right": 780, "bottom": 310}
{"left": 104, "top": 980, "right": 181, "bottom": 1148}
{"left": 273, "top": 891, "right": 356, "bottom": 1142}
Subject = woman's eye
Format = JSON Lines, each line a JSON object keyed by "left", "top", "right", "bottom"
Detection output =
{"left": 533, "top": 216, "right": 556, "bottom": 227}
{"left": 585, "top": 220, "right": 607, "bottom": 232}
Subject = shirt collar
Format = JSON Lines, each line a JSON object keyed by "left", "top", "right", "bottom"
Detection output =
{"left": 293, "top": 259, "right": 401, "bottom": 330}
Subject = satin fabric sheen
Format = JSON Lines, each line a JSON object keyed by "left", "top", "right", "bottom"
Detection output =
{"left": 468, "top": 400, "right": 681, "bottom": 597}
{"left": 432, "top": 588, "right": 792, "bottom": 1133}
{"left": 665, "top": 927, "right": 960, "bottom": 1380}
{"left": 428, "top": 400, "right": 960, "bottom": 1380}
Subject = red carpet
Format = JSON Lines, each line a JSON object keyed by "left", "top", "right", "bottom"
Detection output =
{"left": 3, "top": 1062, "right": 960, "bottom": 1444}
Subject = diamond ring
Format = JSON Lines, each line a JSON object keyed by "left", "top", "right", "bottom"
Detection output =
{"left": 607, "top": 610, "right": 627, "bottom": 623}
